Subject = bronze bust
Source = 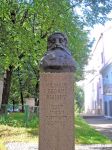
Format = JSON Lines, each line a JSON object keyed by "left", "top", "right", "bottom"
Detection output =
{"left": 40, "top": 32, "right": 76, "bottom": 72}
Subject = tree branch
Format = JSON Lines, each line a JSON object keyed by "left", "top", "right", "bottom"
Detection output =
{"left": 10, "top": 10, "right": 16, "bottom": 24}
{"left": 20, "top": 9, "right": 28, "bottom": 26}
{"left": 41, "top": 19, "right": 55, "bottom": 39}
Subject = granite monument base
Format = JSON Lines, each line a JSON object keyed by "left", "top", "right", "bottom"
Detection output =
{"left": 39, "top": 73, "right": 74, "bottom": 150}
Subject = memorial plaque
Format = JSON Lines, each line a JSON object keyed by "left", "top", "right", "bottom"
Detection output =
{"left": 39, "top": 73, "right": 74, "bottom": 150}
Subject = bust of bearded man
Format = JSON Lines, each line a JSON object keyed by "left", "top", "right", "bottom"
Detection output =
{"left": 40, "top": 32, "right": 76, "bottom": 72}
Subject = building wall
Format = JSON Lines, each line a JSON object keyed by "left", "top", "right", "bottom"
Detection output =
{"left": 84, "top": 74, "right": 103, "bottom": 115}
{"left": 84, "top": 23, "right": 112, "bottom": 116}
{"left": 24, "top": 98, "right": 35, "bottom": 107}
{"left": 101, "top": 64, "right": 112, "bottom": 117}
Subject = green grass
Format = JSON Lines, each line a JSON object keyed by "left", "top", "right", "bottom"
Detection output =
{"left": 0, "top": 112, "right": 39, "bottom": 149}
{"left": 0, "top": 142, "right": 7, "bottom": 150}
{"left": 75, "top": 116, "right": 112, "bottom": 144}
{"left": 0, "top": 125, "right": 38, "bottom": 143}
{"left": 0, "top": 112, "right": 39, "bottom": 128}
{"left": 0, "top": 112, "right": 112, "bottom": 147}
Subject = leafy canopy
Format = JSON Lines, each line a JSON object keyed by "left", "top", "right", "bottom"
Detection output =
{"left": 0, "top": 0, "right": 90, "bottom": 78}
{"left": 0, "top": 0, "right": 112, "bottom": 102}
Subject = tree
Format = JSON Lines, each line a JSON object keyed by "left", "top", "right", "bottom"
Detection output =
{"left": 71, "top": 0, "right": 112, "bottom": 27}
{"left": 0, "top": 0, "right": 112, "bottom": 108}
{"left": 75, "top": 85, "right": 84, "bottom": 113}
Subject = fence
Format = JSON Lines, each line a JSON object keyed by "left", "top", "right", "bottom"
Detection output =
{"left": 0, "top": 104, "right": 39, "bottom": 127}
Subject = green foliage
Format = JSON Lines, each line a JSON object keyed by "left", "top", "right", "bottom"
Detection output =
{"left": 9, "top": 72, "right": 20, "bottom": 103}
{"left": 1, "top": 0, "right": 112, "bottom": 71}
{"left": 0, "top": 112, "right": 39, "bottom": 128}
{"left": 0, "top": 113, "right": 24, "bottom": 127}
{"left": 75, "top": 116, "right": 112, "bottom": 144}
{"left": 0, "top": 0, "right": 90, "bottom": 75}
{"left": 75, "top": 85, "right": 84, "bottom": 113}
{"left": 0, "top": 0, "right": 112, "bottom": 102}
{"left": 0, "top": 0, "right": 91, "bottom": 102}
{"left": 71, "top": 0, "right": 112, "bottom": 27}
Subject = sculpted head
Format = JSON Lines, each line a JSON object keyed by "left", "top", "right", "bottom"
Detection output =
{"left": 47, "top": 32, "right": 68, "bottom": 51}
{"left": 40, "top": 32, "right": 76, "bottom": 72}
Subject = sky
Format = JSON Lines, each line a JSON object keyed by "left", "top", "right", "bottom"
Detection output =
{"left": 90, "top": 22, "right": 112, "bottom": 52}
{"left": 90, "top": 12, "right": 112, "bottom": 49}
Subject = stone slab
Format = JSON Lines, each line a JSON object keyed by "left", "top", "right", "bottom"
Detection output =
{"left": 39, "top": 73, "right": 74, "bottom": 150}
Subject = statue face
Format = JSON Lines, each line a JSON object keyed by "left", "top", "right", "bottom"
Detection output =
{"left": 47, "top": 33, "right": 67, "bottom": 50}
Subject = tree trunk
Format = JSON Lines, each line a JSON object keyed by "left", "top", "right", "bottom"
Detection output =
{"left": 20, "top": 90, "right": 24, "bottom": 112}
{"left": 17, "top": 67, "right": 24, "bottom": 112}
{"left": 12, "top": 100, "right": 15, "bottom": 112}
{"left": 34, "top": 81, "right": 39, "bottom": 113}
{"left": 35, "top": 81, "right": 39, "bottom": 106}
{"left": 1, "top": 65, "right": 13, "bottom": 113}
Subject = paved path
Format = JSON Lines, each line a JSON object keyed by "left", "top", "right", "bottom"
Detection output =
{"left": 84, "top": 117, "right": 112, "bottom": 140}
{"left": 6, "top": 142, "right": 112, "bottom": 150}
{"left": 6, "top": 142, "right": 38, "bottom": 150}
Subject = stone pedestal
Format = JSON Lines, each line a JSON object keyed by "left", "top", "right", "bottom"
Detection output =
{"left": 39, "top": 32, "right": 76, "bottom": 150}
{"left": 39, "top": 73, "right": 74, "bottom": 150}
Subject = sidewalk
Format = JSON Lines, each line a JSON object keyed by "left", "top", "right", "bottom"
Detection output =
{"left": 6, "top": 142, "right": 112, "bottom": 150}
{"left": 84, "top": 116, "right": 112, "bottom": 140}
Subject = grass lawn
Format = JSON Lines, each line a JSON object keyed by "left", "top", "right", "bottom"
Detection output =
{"left": 75, "top": 116, "right": 112, "bottom": 144}
{"left": 0, "top": 113, "right": 39, "bottom": 142}
{"left": 0, "top": 112, "right": 39, "bottom": 128}
{"left": 0, "top": 112, "right": 39, "bottom": 150}
{"left": 0, "top": 113, "right": 112, "bottom": 149}
{"left": 0, "top": 142, "right": 7, "bottom": 150}
{"left": 0, "top": 124, "right": 38, "bottom": 143}
{"left": 0, "top": 125, "right": 38, "bottom": 150}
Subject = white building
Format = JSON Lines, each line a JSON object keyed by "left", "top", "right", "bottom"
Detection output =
{"left": 84, "top": 22, "right": 112, "bottom": 116}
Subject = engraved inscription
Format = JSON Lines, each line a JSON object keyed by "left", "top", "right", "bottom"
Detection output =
{"left": 46, "top": 94, "right": 66, "bottom": 101}
{"left": 44, "top": 81, "right": 70, "bottom": 126}
{"left": 39, "top": 73, "right": 74, "bottom": 150}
